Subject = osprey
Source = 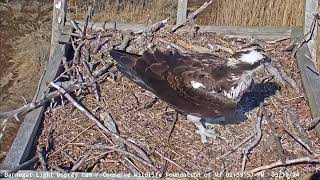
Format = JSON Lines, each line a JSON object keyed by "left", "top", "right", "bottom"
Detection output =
{"left": 110, "top": 48, "right": 272, "bottom": 143}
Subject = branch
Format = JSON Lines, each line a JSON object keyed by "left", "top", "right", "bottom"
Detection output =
{"left": 71, "top": 143, "right": 158, "bottom": 172}
{"left": 246, "top": 157, "right": 320, "bottom": 174}
{"left": 115, "top": 33, "right": 133, "bottom": 51}
{"left": 70, "top": 149, "right": 92, "bottom": 171}
{"left": 49, "top": 82, "right": 156, "bottom": 170}
{"left": 158, "top": 38, "right": 187, "bottom": 53}
{"left": 135, "top": 18, "right": 170, "bottom": 35}
{"left": 241, "top": 106, "right": 264, "bottom": 172}
{"left": 307, "top": 116, "right": 320, "bottom": 131}
{"left": 291, "top": 13, "right": 319, "bottom": 57}
{"left": 0, "top": 156, "right": 38, "bottom": 176}
{"left": 264, "top": 110, "right": 286, "bottom": 164}
{"left": 283, "top": 127, "right": 316, "bottom": 155}
{"left": 216, "top": 134, "right": 255, "bottom": 160}
{"left": 171, "top": 0, "right": 213, "bottom": 32}
{"left": 0, "top": 81, "right": 81, "bottom": 121}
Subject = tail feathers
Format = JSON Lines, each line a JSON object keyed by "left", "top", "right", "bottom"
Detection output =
{"left": 110, "top": 50, "right": 140, "bottom": 69}
{"left": 116, "top": 64, "right": 154, "bottom": 93}
{"left": 110, "top": 50, "right": 156, "bottom": 94}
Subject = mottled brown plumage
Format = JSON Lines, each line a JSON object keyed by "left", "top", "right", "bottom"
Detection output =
{"left": 110, "top": 49, "right": 270, "bottom": 118}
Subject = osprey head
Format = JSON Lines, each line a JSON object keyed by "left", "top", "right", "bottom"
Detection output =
{"left": 228, "top": 49, "right": 271, "bottom": 72}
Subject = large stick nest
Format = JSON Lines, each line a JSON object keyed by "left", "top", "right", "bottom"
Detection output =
{"left": 34, "top": 16, "right": 319, "bottom": 178}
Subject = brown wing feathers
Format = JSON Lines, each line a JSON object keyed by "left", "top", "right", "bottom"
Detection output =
{"left": 110, "top": 49, "right": 237, "bottom": 117}
{"left": 110, "top": 50, "right": 155, "bottom": 93}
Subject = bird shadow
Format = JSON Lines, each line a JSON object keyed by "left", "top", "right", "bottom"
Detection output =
{"left": 238, "top": 81, "right": 280, "bottom": 113}
{"left": 203, "top": 82, "right": 280, "bottom": 125}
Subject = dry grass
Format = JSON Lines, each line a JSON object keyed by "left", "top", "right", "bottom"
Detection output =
{"left": 195, "top": 0, "right": 304, "bottom": 26}
{"left": 69, "top": 0, "right": 177, "bottom": 24}
{"left": 69, "top": 0, "right": 304, "bottom": 26}
{"left": 0, "top": 0, "right": 51, "bottom": 162}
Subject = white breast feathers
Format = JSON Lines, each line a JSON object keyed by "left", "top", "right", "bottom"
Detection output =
{"left": 239, "top": 50, "right": 264, "bottom": 64}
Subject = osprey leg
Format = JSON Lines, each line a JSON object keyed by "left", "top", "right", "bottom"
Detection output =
{"left": 187, "top": 115, "right": 218, "bottom": 143}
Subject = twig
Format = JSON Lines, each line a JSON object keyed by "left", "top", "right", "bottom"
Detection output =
{"left": 72, "top": 143, "right": 159, "bottom": 172}
{"left": 0, "top": 156, "right": 38, "bottom": 176}
{"left": 116, "top": 33, "right": 133, "bottom": 51}
{"left": 241, "top": 106, "right": 264, "bottom": 172}
{"left": 283, "top": 127, "right": 315, "bottom": 155}
{"left": 307, "top": 117, "right": 320, "bottom": 131}
{"left": 285, "top": 109, "right": 313, "bottom": 154}
{"left": 122, "top": 157, "right": 141, "bottom": 174}
{"left": 52, "top": 163, "right": 66, "bottom": 173}
{"left": 245, "top": 157, "right": 320, "bottom": 174}
{"left": 37, "top": 144, "right": 48, "bottom": 171}
{"left": 171, "top": 0, "right": 213, "bottom": 32}
{"left": 49, "top": 123, "right": 95, "bottom": 157}
{"left": 276, "top": 65, "right": 300, "bottom": 93}
{"left": 135, "top": 18, "right": 170, "bottom": 35}
{"left": 71, "top": 149, "right": 92, "bottom": 171}
{"left": 49, "top": 82, "right": 154, "bottom": 166}
{"left": 189, "top": 18, "right": 199, "bottom": 38}
{"left": 134, "top": 19, "right": 170, "bottom": 45}
{"left": 133, "top": 98, "right": 158, "bottom": 112}
{"left": 0, "top": 81, "right": 81, "bottom": 121}
{"left": 81, "top": 7, "right": 91, "bottom": 40}
{"left": 264, "top": 63, "right": 299, "bottom": 93}
{"left": 175, "top": 39, "right": 211, "bottom": 53}
{"left": 167, "top": 112, "right": 179, "bottom": 143}
{"left": 292, "top": 14, "right": 319, "bottom": 57}
{"left": 100, "top": 112, "right": 141, "bottom": 174}
{"left": 61, "top": 57, "right": 71, "bottom": 76}
{"left": 208, "top": 44, "right": 234, "bottom": 54}
{"left": 217, "top": 134, "right": 255, "bottom": 160}
{"left": 158, "top": 38, "right": 187, "bottom": 53}
{"left": 46, "top": 124, "right": 52, "bottom": 152}
{"left": 73, "top": 41, "right": 85, "bottom": 64}
{"left": 154, "top": 150, "right": 189, "bottom": 173}
{"left": 32, "top": 59, "right": 48, "bottom": 103}
{"left": 263, "top": 110, "right": 286, "bottom": 164}
{"left": 67, "top": 16, "right": 83, "bottom": 37}
{"left": 265, "top": 37, "right": 290, "bottom": 44}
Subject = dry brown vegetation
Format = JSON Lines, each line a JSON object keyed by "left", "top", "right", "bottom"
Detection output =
{"left": 69, "top": 0, "right": 304, "bottom": 26}
{"left": 0, "top": 0, "right": 51, "bottom": 161}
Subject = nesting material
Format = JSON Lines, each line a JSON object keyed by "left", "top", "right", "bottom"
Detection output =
{"left": 36, "top": 26, "right": 319, "bottom": 178}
